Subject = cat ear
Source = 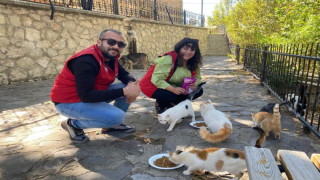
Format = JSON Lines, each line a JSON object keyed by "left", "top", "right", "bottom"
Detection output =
{"left": 166, "top": 114, "right": 170, "bottom": 118}
{"left": 176, "top": 150, "right": 183, "bottom": 154}
{"left": 167, "top": 151, "right": 172, "bottom": 156}
{"left": 208, "top": 99, "right": 212, "bottom": 104}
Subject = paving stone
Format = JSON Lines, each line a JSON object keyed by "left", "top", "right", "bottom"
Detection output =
{"left": 0, "top": 56, "right": 319, "bottom": 180}
{"left": 131, "top": 174, "right": 177, "bottom": 180}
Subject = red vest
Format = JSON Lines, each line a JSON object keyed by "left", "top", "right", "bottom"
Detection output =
{"left": 51, "top": 44, "right": 119, "bottom": 103}
{"left": 139, "top": 51, "right": 196, "bottom": 97}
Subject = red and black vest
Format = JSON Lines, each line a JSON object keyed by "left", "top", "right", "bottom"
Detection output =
{"left": 139, "top": 51, "right": 196, "bottom": 97}
{"left": 51, "top": 44, "right": 119, "bottom": 103}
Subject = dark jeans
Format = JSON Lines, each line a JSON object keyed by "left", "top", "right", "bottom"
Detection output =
{"left": 151, "top": 88, "right": 203, "bottom": 111}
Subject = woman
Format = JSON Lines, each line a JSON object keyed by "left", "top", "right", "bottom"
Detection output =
{"left": 140, "top": 37, "right": 203, "bottom": 114}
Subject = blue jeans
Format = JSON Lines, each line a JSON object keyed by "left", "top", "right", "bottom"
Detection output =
{"left": 55, "top": 83, "right": 130, "bottom": 129}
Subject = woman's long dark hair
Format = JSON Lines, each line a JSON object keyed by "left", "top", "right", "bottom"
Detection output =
{"left": 174, "top": 37, "right": 202, "bottom": 72}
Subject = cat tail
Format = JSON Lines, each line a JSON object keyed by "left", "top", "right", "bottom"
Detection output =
{"left": 273, "top": 104, "right": 281, "bottom": 139}
{"left": 273, "top": 104, "right": 280, "bottom": 116}
{"left": 199, "top": 123, "right": 232, "bottom": 143}
{"left": 255, "top": 129, "right": 267, "bottom": 148}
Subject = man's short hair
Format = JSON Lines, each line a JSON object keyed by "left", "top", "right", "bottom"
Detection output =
{"left": 99, "top": 29, "right": 123, "bottom": 39}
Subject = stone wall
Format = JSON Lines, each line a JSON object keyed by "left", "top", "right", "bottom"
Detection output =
{"left": 0, "top": 0, "right": 208, "bottom": 86}
{"left": 159, "top": 0, "right": 183, "bottom": 10}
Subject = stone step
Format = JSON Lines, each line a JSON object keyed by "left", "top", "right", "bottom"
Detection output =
{"left": 207, "top": 34, "right": 230, "bottom": 56}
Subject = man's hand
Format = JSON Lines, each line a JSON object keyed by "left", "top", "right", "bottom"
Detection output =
{"left": 123, "top": 80, "right": 140, "bottom": 103}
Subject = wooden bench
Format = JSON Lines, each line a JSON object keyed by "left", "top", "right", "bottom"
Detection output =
{"left": 244, "top": 146, "right": 283, "bottom": 180}
{"left": 277, "top": 150, "right": 319, "bottom": 180}
{"left": 244, "top": 147, "right": 320, "bottom": 180}
{"left": 311, "top": 153, "right": 320, "bottom": 171}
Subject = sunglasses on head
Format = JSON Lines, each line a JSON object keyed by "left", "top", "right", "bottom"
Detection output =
{"left": 100, "top": 38, "right": 127, "bottom": 48}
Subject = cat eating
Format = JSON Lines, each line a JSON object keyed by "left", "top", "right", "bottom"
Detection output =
{"left": 168, "top": 146, "right": 246, "bottom": 179}
{"left": 199, "top": 99, "right": 233, "bottom": 143}
{"left": 251, "top": 103, "right": 281, "bottom": 148}
{"left": 157, "top": 99, "right": 195, "bottom": 131}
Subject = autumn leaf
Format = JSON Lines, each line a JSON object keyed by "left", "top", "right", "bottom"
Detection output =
{"left": 144, "top": 138, "right": 151, "bottom": 143}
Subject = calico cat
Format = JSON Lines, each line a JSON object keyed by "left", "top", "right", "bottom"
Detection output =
{"left": 251, "top": 104, "right": 281, "bottom": 148}
{"left": 168, "top": 146, "right": 246, "bottom": 178}
{"left": 157, "top": 99, "right": 195, "bottom": 131}
{"left": 199, "top": 99, "right": 232, "bottom": 143}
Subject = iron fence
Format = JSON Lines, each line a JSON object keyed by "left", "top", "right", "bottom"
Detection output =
{"left": 22, "top": 0, "right": 204, "bottom": 26}
{"left": 234, "top": 43, "right": 320, "bottom": 137}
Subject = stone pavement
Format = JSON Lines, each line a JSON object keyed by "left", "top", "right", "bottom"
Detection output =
{"left": 0, "top": 56, "right": 319, "bottom": 180}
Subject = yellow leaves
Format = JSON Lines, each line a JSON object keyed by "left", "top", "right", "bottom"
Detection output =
{"left": 143, "top": 138, "right": 151, "bottom": 144}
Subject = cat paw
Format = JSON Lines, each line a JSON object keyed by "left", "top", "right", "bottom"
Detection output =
{"left": 183, "top": 170, "right": 191, "bottom": 175}
{"left": 167, "top": 128, "right": 173, "bottom": 132}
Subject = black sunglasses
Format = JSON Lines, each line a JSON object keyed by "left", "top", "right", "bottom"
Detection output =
{"left": 100, "top": 38, "right": 127, "bottom": 48}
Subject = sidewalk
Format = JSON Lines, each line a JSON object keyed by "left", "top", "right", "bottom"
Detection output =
{"left": 0, "top": 56, "right": 319, "bottom": 180}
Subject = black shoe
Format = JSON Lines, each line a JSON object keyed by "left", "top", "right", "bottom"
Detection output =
{"left": 155, "top": 102, "right": 162, "bottom": 114}
{"left": 61, "top": 119, "right": 89, "bottom": 143}
{"left": 154, "top": 102, "right": 161, "bottom": 118}
{"left": 101, "top": 123, "right": 136, "bottom": 133}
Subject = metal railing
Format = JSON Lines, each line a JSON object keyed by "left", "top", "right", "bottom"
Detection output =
{"left": 234, "top": 43, "right": 320, "bottom": 137}
{"left": 22, "top": 0, "right": 204, "bottom": 26}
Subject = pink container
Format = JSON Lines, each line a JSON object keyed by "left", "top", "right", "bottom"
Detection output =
{"left": 181, "top": 77, "right": 197, "bottom": 95}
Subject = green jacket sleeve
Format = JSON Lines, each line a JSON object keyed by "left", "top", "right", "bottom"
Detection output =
{"left": 195, "top": 67, "right": 201, "bottom": 85}
{"left": 151, "top": 55, "right": 173, "bottom": 89}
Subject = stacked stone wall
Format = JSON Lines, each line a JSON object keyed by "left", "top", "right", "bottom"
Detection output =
{"left": 159, "top": 0, "right": 183, "bottom": 10}
{"left": 0, "top": 0, "right": 208, "bottom": 85}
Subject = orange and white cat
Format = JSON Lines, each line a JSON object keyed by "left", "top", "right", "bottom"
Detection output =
{"left": 251, "top": 103, "right": 281, "bottom": 148}
{"left": 168, "top": 146, "right": 246, "bottom": 178}
{"left": 199, "top": 100, "right": 232, "bottom": 143}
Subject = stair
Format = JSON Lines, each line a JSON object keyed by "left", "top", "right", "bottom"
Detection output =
{"left": 206, "top": 34, "right": 230, "bottom": 56}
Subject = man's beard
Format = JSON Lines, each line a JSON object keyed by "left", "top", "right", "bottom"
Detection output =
{"left": 102, "top": 51, "right": 116, "bottom": 59}
{"left": 100, "top": 47, "right": 119, "bottom": 59}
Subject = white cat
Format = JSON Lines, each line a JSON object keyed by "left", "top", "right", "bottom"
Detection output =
{"left": 168, "top": 146, "right": 246, "bottom": 178}
{"left": 157, "top": 99, "right": 195, "bottom": 131}
{"left": 199, "top": 99, "right": 232, "bottom": 143}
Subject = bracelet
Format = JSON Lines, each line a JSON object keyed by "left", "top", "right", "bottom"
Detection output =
{"left": 124, "top": 87, "right": 129, "bottom": 94}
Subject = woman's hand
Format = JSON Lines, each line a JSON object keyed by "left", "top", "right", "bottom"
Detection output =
{"left": 189, "top": 83, "right": 197, "bottom": 91}
{"left": 167, "top": 86, "right": 185, "bottom": 95}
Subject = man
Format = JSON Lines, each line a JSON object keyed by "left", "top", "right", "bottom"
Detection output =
{"left": 51, "top": 29, "right": 140, "bottom": 143}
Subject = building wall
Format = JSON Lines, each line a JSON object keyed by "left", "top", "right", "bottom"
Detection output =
{"left": 159, "top": 0, "right": 183, "bottom": 10}
{"left": 0, "top": 0, "right": 207, "bottom": 85}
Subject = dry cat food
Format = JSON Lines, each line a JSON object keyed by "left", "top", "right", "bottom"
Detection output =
{"left": 153, "top": 156, "right": 178, "bottom": 168}
{"left": 194, "top": 122, "right": 207, "bottom": 127}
